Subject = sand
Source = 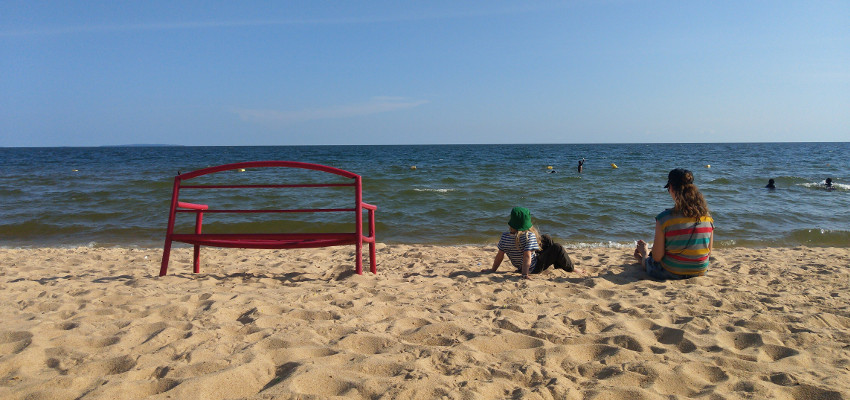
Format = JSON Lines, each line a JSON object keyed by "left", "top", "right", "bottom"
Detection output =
{"left": 1, "top": 244, "right": 849, "bottom": 399}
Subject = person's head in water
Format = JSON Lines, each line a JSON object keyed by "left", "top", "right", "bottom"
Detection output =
{"left": 766, "top": 179, "right": 775, "bottom": 189}
{"left": 825, "top": 178, "right": 833, "bottom": 187}
{"left": 664, "top": 168, "right": 710, "bottom": 218}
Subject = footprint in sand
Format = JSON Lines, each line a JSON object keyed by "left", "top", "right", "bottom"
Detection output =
{"left": 83, "top": 378, "right": 180, "bottom": 398}
{"left": 677, "top": 361, "right": 729, "bottom": 383}
{"left": 57, "top": 321, "right": 79, "bottom": 330}
{"left": 387, "top": 317, "right": 432, "bottom": 334}
{"left": 465, "top": 331, "right": 544, "bottom": 354}
{"left": 569, "top": 317, "right": 606, "bottom": 335}
{"left": 788, "top": 384, "right": 845, "bottom": 400}
{"left": 767, "top": 371, "right": 797, "bottom": 386}
{"left": 562, "top": 344, "right": 622, "bottom": 364}
{"left": 717, "top": 331, "right": 763, "bottom": 350}
{"left": 0, "top": 331, "right": 33, "bottom": 355}
{"left": 599, "top": 334, "right": 646, "bottom": 352}
{"left": 121, "top": 321, "right": 170, "bottom": 347}
{"left": 336, "top": 333, "right": 400, "bottom": 355}
{"left": 260, "top": 336, "right": 340, "bottom": 361}
{"left": 653, "top": 326, "right": 697, "bottom": 353}
{"left": 352, "top": 359, "right": 408, "bottom": 378}
{"left": 74, "top": 354, "right": 137, "bottom": 376}
{"left": 83, "top": 335, "right": 122, "bottom": 349}
{"left": 402, "top": 322, "right": 470, "bottom": 347}
{"left": 759, "top": 343, "right": 800, "bottom": 361}
{"left": 290, "top": 369, "right": 358, "bottom": 397}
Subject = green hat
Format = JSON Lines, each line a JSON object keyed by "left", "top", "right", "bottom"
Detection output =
{"left": 508, "top": 207, "right": 532, "bottom": 231}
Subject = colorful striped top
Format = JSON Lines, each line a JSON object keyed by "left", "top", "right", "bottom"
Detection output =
{"left": 656, "top": 209, "right": 715, "bottom": 276}
{"left": 497, "top": 231, "right": 539, "bottom": 271}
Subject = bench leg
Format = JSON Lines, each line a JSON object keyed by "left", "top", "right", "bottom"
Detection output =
{"left": 193, "top": 244, "right": 201, "bottom": 273}
{"left": 193, "top": 211, "right": 204, "bottom": 273}
{"left": 355, "top": 242, "right": 363, "bottom": 275}
{"left": 369, "top": 241, "right": 376, "bottom": 274}
{"left": 160, "top": 240, "right": 172, "bottom": 276}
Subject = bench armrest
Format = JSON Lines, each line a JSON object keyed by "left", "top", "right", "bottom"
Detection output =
{"left": 177, "top": 201, "right": 209, "bottom": 211}
{"left": 361, "top": 202, "right": 377, "bottom": 240}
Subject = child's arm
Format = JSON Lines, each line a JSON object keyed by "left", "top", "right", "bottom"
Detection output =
{"left": 521, "top": 250, "right": 533, "bottom": 278}
{"left": 491, "top": 250, "right": 505, "bottom": 272}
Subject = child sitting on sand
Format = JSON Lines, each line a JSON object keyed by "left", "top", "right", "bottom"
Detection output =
{"left": 490, "top": 207, "right": 540, "bottom": 279}
{"left": 634, "top": 168, "right": 715, "bottom": 280}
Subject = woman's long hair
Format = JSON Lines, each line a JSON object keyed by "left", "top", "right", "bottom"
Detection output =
{"left": 671, "top": 170, "right": 710, "bottom": 218}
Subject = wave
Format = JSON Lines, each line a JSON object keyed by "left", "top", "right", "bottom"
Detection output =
{"left": 412, "top": 188, "right": 456, "bottom": 193}
{"left": 563, "top": 241, "right": 634, "bottom": 249}
{"left": 785, "top": 228, "right": 850, "bottom": 246}
{"left": 719, "top": 229, "right": 850, "bottom": 248}
{"left": 800, "top": 181, "right": 849, "bottom": 191}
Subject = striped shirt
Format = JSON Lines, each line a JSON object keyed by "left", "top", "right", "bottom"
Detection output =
{"left": 656, "top": 209, "right": 715, "bottom": 276}
{"left": 497, "top": 231, "right": 539, "bottom": 271}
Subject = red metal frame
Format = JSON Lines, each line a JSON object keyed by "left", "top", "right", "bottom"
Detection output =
{"left": 159, "top": 161, "right": 377, "bottom": 276}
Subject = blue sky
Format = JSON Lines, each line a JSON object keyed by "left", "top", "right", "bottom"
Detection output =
{"left": 1, "top": 1, "right": 848, "bottom": 146}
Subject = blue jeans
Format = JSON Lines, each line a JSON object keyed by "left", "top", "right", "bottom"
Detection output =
{"left": 644, "top": 257, "right": 690, "bottom": 280}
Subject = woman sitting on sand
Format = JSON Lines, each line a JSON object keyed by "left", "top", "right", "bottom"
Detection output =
{"left": 490, "top": 207, "right": 540, "bottom": 279}
{"left": 634, "top": 168, "right": 714, "bottom": 280}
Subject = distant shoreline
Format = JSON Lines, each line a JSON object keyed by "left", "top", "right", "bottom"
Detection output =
{"left": 1, "top": 141, "right": 849, "bottom": 149}
{"left": 100, "top": 144, "right": 183, "bottom": 147}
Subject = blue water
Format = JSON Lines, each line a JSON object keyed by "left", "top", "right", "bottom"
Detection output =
{"left": 0, "top": 143, "right": 848, "bottom": 248}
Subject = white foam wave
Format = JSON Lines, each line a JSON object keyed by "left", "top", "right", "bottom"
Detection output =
{"left": 800, "top": 182, "right": 849, "bottom": 190}
{"left": 564, "top": 241, "right": 633, "bottom": 249}
{"left": 413, "top": 188, "right": 455, "bottom": 193}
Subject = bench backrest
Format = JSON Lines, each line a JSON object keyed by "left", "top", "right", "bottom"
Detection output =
{"left": 164, "top": 161, "right": 366, "bottom": 235}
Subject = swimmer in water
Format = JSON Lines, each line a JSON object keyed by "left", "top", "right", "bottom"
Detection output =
{"left": 825, "top": 178, "right": 834, "bottom": 190}
{"left": 765, "top": 179, "right": 776, "bottom": 189}
{"left": 578, "top": 158, "right": 585, "bottom": 173}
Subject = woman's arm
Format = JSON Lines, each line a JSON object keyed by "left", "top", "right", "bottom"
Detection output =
{"left": 652, "top": 220, "right": 665, "bottom": 262}
{"left": 491, "top": 250, "right": 505, "bottom": 272}
{"left": 521, "top": 250, "right": 533, "bottom": 278}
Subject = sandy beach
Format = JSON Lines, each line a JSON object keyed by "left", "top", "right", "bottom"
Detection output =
{"left": 1, "top": 245, "right": 848, "bottom": 399}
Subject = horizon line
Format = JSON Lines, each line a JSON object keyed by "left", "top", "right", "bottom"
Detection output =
{"left": 2, "top": 140, "right": 849, "bottom": 149}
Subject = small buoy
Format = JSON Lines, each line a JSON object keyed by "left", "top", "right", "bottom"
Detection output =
{"left": 610, "top": 163, "right": 618, "bottom": 169}
{"left": 410, "top": 166, "right": 416, "bottom": 170}
{"left": 238, "top": 168, "right": 246, "bottom": 172}
{"left": 72, "top": 169, "right": 79, "bottom": 172}
{"left": 705, "top": 164, "right": 711, "bottom": 168}
{"left": 547, "top": 166, "right": 553, "bottom": 169}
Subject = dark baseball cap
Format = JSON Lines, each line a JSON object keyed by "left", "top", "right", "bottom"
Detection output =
{"left": 664, "top": 168, "right": 693, "bottom": 189}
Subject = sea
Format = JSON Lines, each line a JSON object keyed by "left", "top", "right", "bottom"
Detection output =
{"left": 1, "top": 143, "right": 848, "bottom": 249}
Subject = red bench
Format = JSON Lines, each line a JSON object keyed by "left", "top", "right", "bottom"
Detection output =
{"left": 159, "top": 161, "right": 377, "bottom": 276}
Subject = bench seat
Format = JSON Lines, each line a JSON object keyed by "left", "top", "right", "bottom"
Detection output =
{"left": 170, "top": 233, "right": 362, "bottom": 249}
